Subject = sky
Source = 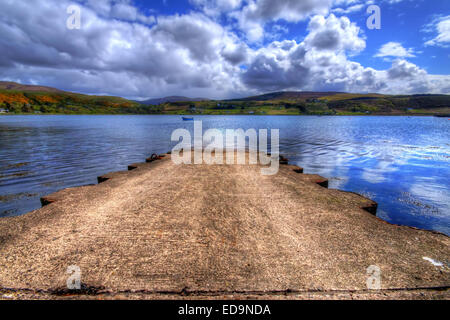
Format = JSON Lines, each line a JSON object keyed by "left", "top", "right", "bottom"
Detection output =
{"left": 0, "top": 0, "right": 449, "bottom": 99}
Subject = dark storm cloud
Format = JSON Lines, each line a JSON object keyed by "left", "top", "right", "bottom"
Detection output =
{"left": 0, "top": 0, "right": 448, "bottom": 98}
{"left": 310, "top": 29, "right": 340, "bottom": 50}
{"left": 244, "top": 0, "right": 332, "bottom": 21}
{"left": 242, "top": 53, "right": 309, "bottom": 91}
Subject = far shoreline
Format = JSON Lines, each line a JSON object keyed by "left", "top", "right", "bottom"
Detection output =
{"left": 0, "top": 113, "right": 448, "bottom": 117}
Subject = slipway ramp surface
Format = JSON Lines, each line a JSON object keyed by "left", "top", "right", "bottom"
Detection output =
{"left": 0, "top": 153, "right": 448, "bottom": 299}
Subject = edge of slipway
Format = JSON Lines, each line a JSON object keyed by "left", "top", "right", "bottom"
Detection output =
{"left": 0, "top": 150, "right": 449, "bottom": 300}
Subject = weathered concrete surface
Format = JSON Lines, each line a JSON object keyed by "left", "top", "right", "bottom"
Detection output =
{"left": 0, "top": 152, "right": 448, "bottom": 300}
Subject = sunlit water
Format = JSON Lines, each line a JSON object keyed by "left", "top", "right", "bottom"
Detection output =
{"left": 1, "top": 115, "right": 449, "bottom": 235}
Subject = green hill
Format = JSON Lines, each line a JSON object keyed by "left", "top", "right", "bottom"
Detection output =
{"left": 0, "top": 82, "right": 449, "bottom": 115}
{"left": 0, "top": 82, "right": 157, "bottom": 114}
{"left": 157, "top": 92, "right": 450, "bottom": 116}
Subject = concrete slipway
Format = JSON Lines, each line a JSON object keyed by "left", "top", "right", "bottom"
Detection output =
{"left": 0, "top": 152, "right": 448, "bottom": 300}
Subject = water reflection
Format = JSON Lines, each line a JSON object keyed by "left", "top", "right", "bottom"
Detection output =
{"left": 0, "top": 115, "right": 449, "bottom": 235}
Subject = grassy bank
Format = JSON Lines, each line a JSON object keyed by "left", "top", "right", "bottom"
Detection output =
{"left": 1, "top": 83, "right": 449, "bottom": 116}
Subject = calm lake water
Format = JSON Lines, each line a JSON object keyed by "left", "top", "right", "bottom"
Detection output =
{"left": 1, "top": 115, "right": 449, "bottom": 235}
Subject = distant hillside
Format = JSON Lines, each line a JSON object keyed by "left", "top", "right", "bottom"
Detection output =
{"left": 0, "top": 81, "right": 157, "bottom": 114}
{"left": 233, "top": 91, "right": 345, "bottom": 101}
{"left": 0, "top": 81, "right": 64, "bottom": 93}
{"left": 138, "top": 96, "right": 209, "bottom": 105}
{"left": 0, "top": 82, "right": 448, "bottom": 115}
{"left": 158, "top": 91, "right": 450, "bottom": 116}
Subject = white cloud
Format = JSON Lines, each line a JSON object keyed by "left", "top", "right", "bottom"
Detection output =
{"left": 242, "top": 14, "right": 380, "bottom": 93}
{"left": 387, "top": 59, "right": 425, "bottom": 79}
{"left": 242, "top": 0, "right": 333, "bottom": 22}
{"left": 232, "top": 0, "right": 333, "bottom": 42}
{"left": 0, "top": 0, "right": 448, "bottom": 99}
{"left": 304, "top": 14, "right": 365, "bottom": 54}
{"left": 384, "top": 60, "right": 450, "bottom": 94}
{"left": 424, "top": 16, "right": 450, "bottom": 47}
{"left": 241, "top": 14, "right": 449, "bottom": 95}
{"left": 332, "top": 4, "right": 364, "bottom": 14}
{"left": 0, "top": 0, "right": 246, "bottom": 99}
{"left": 190, "top": 0, "right": 243, "bottom": 16}
{"left": 374, "top": 42, "right": 415, "bottom": 58}
{"left": 83, "top": 0, "right": 156, "bottom": 24}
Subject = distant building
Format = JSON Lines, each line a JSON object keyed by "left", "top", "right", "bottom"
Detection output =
{"left": 0, "top": 108, "right": 8, "bottom": 114}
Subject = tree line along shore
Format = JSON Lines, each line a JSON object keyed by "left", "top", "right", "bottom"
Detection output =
{"left": 0, "top": 82, "right": 449, "bottom": 116}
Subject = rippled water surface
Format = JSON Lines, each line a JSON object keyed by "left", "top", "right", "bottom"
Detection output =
{"left": 1, "top": 115, "right": 449, "bottom": 235}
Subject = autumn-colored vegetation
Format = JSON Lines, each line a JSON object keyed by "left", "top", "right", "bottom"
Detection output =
{"left": 0, "top": 89, "right": 158, "bottom": 114}
{"left": 0, "top": 81, "right": 448, "bottom": 115}
{"left": 0, "top": 92, "right": 31, "bottom": 104}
